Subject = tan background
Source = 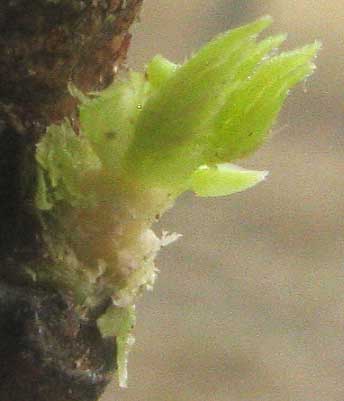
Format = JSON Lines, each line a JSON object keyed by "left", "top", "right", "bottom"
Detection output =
{"left": 103, "top": 1, "right": 344, "bottom": 400}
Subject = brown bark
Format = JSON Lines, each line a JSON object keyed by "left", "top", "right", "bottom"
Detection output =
{"left": 0, "top": 0, "right": 142, "bottom": 131}
{"left": 0, "top": 1, "right": 143, "bottom": 400}
{"left": 0, "top": 282, "right": 115, "bottom": 401}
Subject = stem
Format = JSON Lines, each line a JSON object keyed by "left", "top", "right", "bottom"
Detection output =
{"left": 0, "top": 1, "right": 143, "bottom": 399}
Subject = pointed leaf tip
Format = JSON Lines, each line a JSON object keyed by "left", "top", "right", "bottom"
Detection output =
{"left": 191, "top": 164, "right": 269, "bottom": 197}
{"left": 122, "top": 18, "right": 319, "bottom": 192}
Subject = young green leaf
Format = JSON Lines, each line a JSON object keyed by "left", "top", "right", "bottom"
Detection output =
{"left": 123, "top": 18, "right": 275, "bottom": 180}
{"left": 190, "top": 164, "right": 268, "bottom": 197}
{"left": 79, "top": 72, "right": 151, "bottom": 173}
{"left": 34, "top": 17, "right": 319, "bottom": 387}
{"left": 123, "top": 20, "right": 319, "bottom": 193}
{"left": 36, "top": 120, "right": 101, "bottom": 207}
{"left": 97, "top": 305, "right": 136, "bottom": 387}
{"left": 210, "top": 42, "right": 320, "bottom": 161}
{"left": 146, "top": 55, "right": 179, "bottom": 89}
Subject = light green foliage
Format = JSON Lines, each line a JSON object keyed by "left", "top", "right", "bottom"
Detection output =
{"left": 98, "top": 305, "right": 136, "bottom": 338}
{"left": 36, "top": 16, "right": 318, "bottom": 208}
{"left": 79, "top": 73, "right": 151, "bottom": 172}
{"left": 123, "top": 17, "right": 319, "bottom": 191}
{"left": 146, "top": 55, "right": 178, "bottom": 88}
{"left": 98, "top": 305, "right": 136, "bottom": 387}
{"left": 34, "top": 17, "right": 319, "bottom": 387}
{"left": 191, "top": 164, "right": 268, "bottom": 197}
{"left": 36, "top": 120, "right": 101, "bottom": 208}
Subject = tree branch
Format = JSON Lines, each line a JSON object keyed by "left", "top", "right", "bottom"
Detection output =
{"left": 0, "top": 1, "right": 142, "bottom": 400}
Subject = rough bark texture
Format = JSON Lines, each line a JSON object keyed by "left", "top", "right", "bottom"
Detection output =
{"left": 0, "top": 282, "right": 115, "bottom": 401}
{"left": 0, "top": 0, "right": 142, "bottom": 130}
{"left": 0, "top": 1, "right": 143, "bottom": 400}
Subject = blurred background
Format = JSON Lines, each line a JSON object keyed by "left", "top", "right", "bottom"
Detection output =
{"left": 103, "top": 1, "right": 344, "bottom": 400}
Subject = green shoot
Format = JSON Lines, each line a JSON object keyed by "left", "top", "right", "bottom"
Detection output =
{"left": 34, "top": 17, "right": 319, "bottom": 386}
